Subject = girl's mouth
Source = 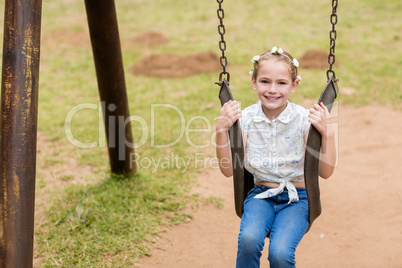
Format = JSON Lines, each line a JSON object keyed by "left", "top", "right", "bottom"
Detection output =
{"left": 265, "top": 96, "right": 281, "bottom": 102}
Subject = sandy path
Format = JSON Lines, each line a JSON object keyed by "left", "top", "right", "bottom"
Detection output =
{"left": 137, "top": 104, "right": 402, "bottom": 267}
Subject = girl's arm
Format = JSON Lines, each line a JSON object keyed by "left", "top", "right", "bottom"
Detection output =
{"left": 307, "top": 102, "right": 337, "bottom": 179}
{"left": 216, "top": 100, "right": 242, "bottom": 177}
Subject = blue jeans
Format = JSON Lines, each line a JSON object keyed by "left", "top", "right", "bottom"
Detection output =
{"left": 236, "top": 185, "right": 309, "bottom": 268}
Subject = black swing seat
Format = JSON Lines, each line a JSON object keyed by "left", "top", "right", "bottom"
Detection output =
{"left": 218, "top": 77, "right": 338, "bottom": 232}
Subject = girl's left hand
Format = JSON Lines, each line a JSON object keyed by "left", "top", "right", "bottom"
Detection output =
{"left": 308, "top": 102, "right": 332, "bottom": 136}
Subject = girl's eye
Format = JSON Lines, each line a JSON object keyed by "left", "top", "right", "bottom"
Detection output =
{"left": 261, "top": 80, "right": 269, "bottom": 84}
{"left": 279, "top": 82, "right": 287, "bottom": 85}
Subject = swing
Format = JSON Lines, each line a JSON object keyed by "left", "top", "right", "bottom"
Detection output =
{"left": 215, "top": 0, "right": 339, "bottom": 232}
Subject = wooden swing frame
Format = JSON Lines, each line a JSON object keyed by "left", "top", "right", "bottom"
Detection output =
{"left": 0, "top": 0, "right": 136, "bottom": 266}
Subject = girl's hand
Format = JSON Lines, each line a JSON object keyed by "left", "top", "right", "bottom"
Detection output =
{"left": 308, "top": 102, "right": 333, "bottom": 137}
{"left": 216, "top": 100, "right": 242, "bottom": 132}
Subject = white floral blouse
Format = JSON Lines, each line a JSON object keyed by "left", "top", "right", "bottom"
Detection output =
{"left": 240, "top": 101, "right": 311, "bottom": 203}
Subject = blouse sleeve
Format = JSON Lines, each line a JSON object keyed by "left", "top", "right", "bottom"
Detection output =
{"left": 239, "top": 110, "right": 249, "bottom": 135}
{"left": 301, "top": 108, "right": 311, "bottom": 134}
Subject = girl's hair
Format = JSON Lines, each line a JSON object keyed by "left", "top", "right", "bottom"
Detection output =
{"left": 252, "top": 50, "right": 299, "bottom": 82}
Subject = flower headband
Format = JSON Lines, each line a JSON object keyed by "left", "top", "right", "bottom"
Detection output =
{"left": 249, "top": 46, "right": 302, "bottom": 82}
{"left": 270, "top": 46, "right": 299, "bottom": 67}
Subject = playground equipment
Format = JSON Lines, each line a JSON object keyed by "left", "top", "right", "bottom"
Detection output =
{"left": 0, "top": 0, "right": 136, "bottom": 266}
{"left": 215, "top": 0, "right": 339, "bottom": 232}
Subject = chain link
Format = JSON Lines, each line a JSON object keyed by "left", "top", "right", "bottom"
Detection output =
{"left": 216, "top": 0, "right": 230, "bottom": 84}
{"left": 327, "top": 0, "right": 338, "bottom": 81}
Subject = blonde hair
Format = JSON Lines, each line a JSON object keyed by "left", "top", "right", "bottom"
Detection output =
{"left": 252, "top": 50, "right": 299, "bottom": 82}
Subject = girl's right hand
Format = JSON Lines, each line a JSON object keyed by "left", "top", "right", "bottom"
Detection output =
{"left": 216, "top": 100, "right": 242, "bottom": 132}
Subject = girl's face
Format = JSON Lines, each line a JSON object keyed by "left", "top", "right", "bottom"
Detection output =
{"left": 252, "top": 59, "right": 298, "bottom": 120}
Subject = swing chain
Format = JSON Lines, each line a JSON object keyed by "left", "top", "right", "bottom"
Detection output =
{"left": 327, "top": 0, "right": 338, "bottom": 81}
{"left": 216, "top": 0, "right": 230, "bottom": 85}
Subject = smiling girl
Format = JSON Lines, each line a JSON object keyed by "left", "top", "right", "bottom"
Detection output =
{"left": 215, "top": 46, "right": 336, "bottom": 267}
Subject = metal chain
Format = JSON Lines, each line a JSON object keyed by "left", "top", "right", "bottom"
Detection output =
{"left": 327, "top": 0, "right": 338, "bottom": 81}
{"left": 216, "top": 0, "right": 230, "bottom": 84}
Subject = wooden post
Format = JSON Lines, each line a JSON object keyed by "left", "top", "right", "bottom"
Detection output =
{"left": 84, "top": 0, "right": 136, "bottom": 175}
{"left": 0, "top": 0, "right": 42, "bottom": 267}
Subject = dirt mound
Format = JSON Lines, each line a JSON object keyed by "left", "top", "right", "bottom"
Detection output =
{"left": 298, "top": 49, "right": 339, "bottom": 69}
{"left": 131, "top": 31, "right": 170, "bottom": 46}
{"left": 42, "top": 29, "right": 90, "bottom": 49}
{"left": 131, "top": 51, "right": 221, "bottom": 78}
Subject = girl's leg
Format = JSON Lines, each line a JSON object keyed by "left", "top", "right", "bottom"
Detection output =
{"left": 267, "top": 197, "right": 309, "bottom": 268}
{"left": 236, "top": 186, "right": 275, "bottom": 268}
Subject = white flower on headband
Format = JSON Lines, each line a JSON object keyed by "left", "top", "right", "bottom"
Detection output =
{"left": 251, "top": 55, "right": 260, "bottom": 64}
{"left": 249, "top": 69, "right": 254, "bottom": 76}
{"left": 297, "top": 75, "right": 302, "bottom": 82}
{"left": 271, "top": 46, "right": 283, "bottom": 55}
{"left": 271, "top": 46, "right": 299, "bottom": 68}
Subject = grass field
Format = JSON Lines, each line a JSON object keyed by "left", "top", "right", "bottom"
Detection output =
{"left": 0, "top": 0, "right": 401, "bottom": 266}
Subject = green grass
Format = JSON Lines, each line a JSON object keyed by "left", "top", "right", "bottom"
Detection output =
{"left": 36, "top": 173, "right": 194, "bottom": 266}
{"left": 0, "top": 0, "right": 401, "bottom": 266}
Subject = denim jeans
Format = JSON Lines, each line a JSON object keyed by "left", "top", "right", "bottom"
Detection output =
{"left": 236, "top": 185, "right": 309, "bottom": 268}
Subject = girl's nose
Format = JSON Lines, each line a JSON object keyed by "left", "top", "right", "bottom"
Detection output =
{"left": 267, "top": 85, "right": 277, "bottom": 94}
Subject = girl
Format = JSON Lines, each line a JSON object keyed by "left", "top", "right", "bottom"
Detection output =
{"left": 215, "top": 46, "right": 336, "bottom": 267}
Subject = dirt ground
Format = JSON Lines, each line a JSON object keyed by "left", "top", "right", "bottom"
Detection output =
{"left": 130, "top": 51, "right": 221, "bottom": 78}
{"left": 136, "top": 103, "right": 402, "bottom": 268}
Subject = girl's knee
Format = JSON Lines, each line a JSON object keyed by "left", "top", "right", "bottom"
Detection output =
{"left": 268, "top": 245, "right": 296, "bottom": 268}
{"left": 238, "top": 230, "right": 265, "bottom": 254}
